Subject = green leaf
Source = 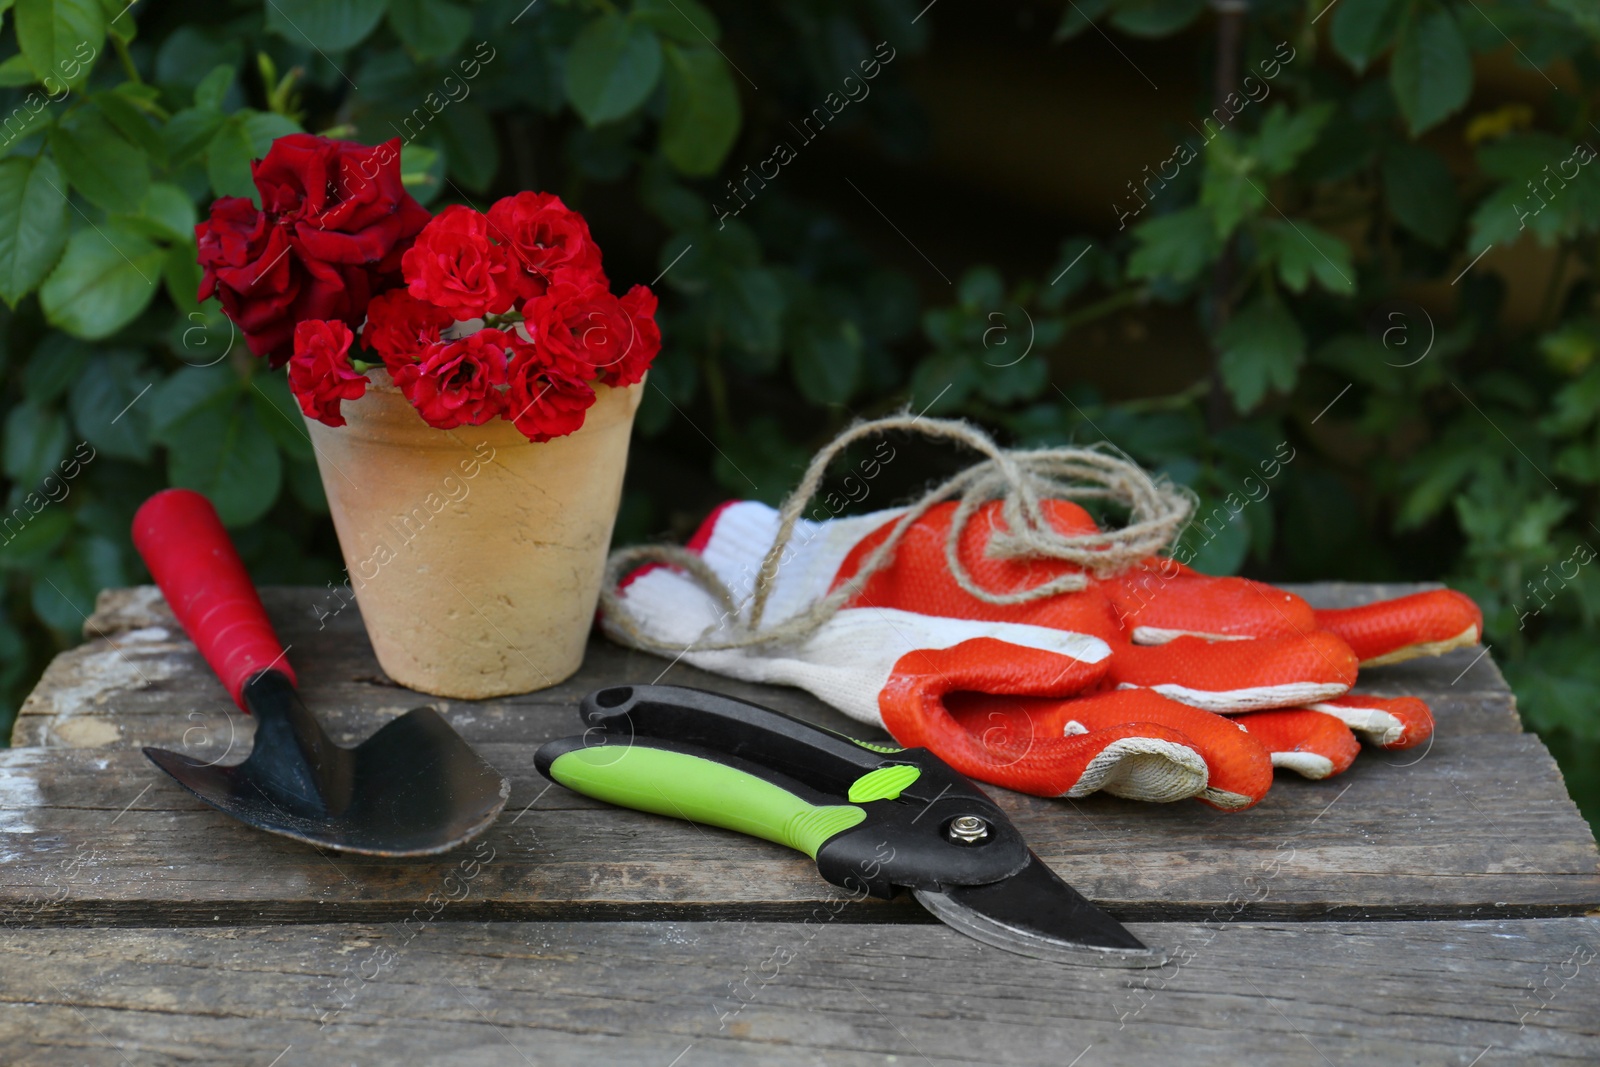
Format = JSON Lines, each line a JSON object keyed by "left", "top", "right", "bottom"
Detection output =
{"left": 1253, "top": 103, "right": 1333, "bottom": 176}
{"left": 164, "top": 106, "right": 227, "bottom": 166}
{"left": 976, "top": 349, "right": 1049, "bottom": 405}
{"left": 23, "top": 333, "right": 88, "bottom": 402}
{"left": 719, "top": 267, "right": 787, "bottom": 365}
{"left": 387, "top": 0, "right": 471, "bottom": 59}
{"left": 94, "top": 88, "right": 168, "bottom": 168}
{"left": 1127, "top": 207, "right": 1219, "bottom": 284}
{"left": 434, "top": 101, "right": 499, "bottom": 193}
{"left": 790, "top": 317, "right": 862, "bottom": 406}
{"left": 1255, "top": 218, "right": 1355, "bottom": 294}
{"left": 1055, "top": 0, "right": 1112, "bottom": 39}
{"left": 3, "top": 402, "right": 68, "bottom": 484}
{"left": 566, "top": 12, "right": 664, "bottom": 126}
{"left": 163, "top": 243, "right": 205, "bottom": 317}
{"left": 166, "top": 394, "right": 282, "bottom": 526}
{"left": 1330, "top": 0, "right": 1402, "bottom": 73}
{"left": 207, "top": 110, "right": 301, "bottom": 200}
{"left": 908, "top": 350, "right": 979, "bottom": 414}
{"left": 115, "top": 183, "right": 199, "bottom": 243}
{"left": 49, "top": 106, "right": 149, "bottom": 213}
{"left": 0, "top": 506, "right": 73, "bottom": 567}
{"left": 0, "top": 53, "right": 37, "bottom": 86}
{"left": 1546, "top": 0, "right": 1600, "bottom": 40}
{"left": 148, "top": 364, "right": 238, "bottom": 441}
{"left": 1391, "top": 8, "right": 1472, "bottom": 136}
{"left": 250, "top": 373, "right": 315, "bottom": 463}
{"left": 1200, "top": 131, "right": 1266, "bottom": 239}
{"left": 15, "top": 0, "right": 103, "bottom": 90}
{"left": 100, "top": 0, "right": 132, "bottom": 44}
{"left": 1182, "top": 501, "right": 1251, "bottom": 576}
{"left": 660, "top": 42, "right": 741, "bottom": 176}
{"left": 265, "top": 0, "right": 389, "bottom": 52}
{"left": 0, "top": 155, "right": 67, "bottom": 306}
{"left": 1216, "top": 296, "right": 1305, "bottom": 412}
{"left": 1467, "top": 182, "right": 1537, "bottom": 252}
{"left": 399, "top": 140, "right": 444, "bottom": 205}
{"left": 69, "top": 350, "right": 150, "bottom": 461}
{"left": 633, "top": 0, "right": 721, "bottom": 43}
{"left": 192, "top": 63, "right": 235, "bottom": 110}
{"left": 33, "top": 536, "right": 126, "bottom": 635}
{"left": 1107, "top": 0, "right": 1205, "bottom": 37}
{"left": 1382, "top": 141, "right": 1459, "bottom": 247}
{"left": 38, "top": 226, "right": 162, "bottom": 340}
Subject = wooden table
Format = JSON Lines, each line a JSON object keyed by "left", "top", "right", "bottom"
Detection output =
{"left": 2, "top": 583, "right": 1598, "bottom": 1065}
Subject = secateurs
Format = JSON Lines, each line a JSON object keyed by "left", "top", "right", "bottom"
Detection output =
{"left": 536, "top": 684, "right": 1164, "bottom": 967}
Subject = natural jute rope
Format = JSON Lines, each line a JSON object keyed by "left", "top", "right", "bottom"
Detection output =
{"left": 599, "top": 413, "right": 1195, "bottom": 655}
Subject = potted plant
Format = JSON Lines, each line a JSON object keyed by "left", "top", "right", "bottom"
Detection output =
{"left": 195, "top": 134, "right": 659, "bottom": 699}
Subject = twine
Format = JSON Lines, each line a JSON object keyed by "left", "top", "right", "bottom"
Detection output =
{"left": 599, "top": 413, "right": 1195, "bottom": 655}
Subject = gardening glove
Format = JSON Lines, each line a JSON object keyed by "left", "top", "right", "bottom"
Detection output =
{"left": 605, "top": 508, "right": 1231, "bottom": 807}
{"left": 604, "top": 499, "right": 1479, "bottom": 810}
{"left": 826, "top": 495, "right": 1474, "bottom": 770}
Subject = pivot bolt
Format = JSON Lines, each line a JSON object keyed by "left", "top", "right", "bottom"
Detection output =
{"left": 947, "top": 815, "right": 990, "bottom": 845}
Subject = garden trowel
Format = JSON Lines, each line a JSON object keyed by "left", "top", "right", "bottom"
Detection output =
{"left": 131, "top": 489, "right": 508, "bottom": 856}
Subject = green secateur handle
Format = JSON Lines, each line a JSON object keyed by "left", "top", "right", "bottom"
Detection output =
{"left": 542, "top": 743, "right": 868, "bottom": 859}
{"left": 533, "top": 685, "right": 1031, "bottom": 897}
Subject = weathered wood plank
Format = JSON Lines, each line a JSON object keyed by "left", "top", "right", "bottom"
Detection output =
{"left": 2, "top": 724, "right": 1596, "bottom": 926}
{"left": 0, "top": 587, "right": 1592, "bottom": 925}
{"left": 1, "top": 918, "right": 1596, "bottom": 1065}
{"left": 3, "top": 585, "right": 1587, "bottom": 927}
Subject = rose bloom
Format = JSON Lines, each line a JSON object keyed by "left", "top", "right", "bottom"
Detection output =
{"left": 288, "top": 320, "right": 367, "bottom": 427}
{"left": 196, "top": 135, "right": 430, "bottom": 365}
{"left": 362, "top": 289, "right": 456, "bottom": 369}
{"left": 610, "top": 284, "right": 661, "bottom": 388}
{"left": 505, "top": 342, "right": 597, "bottom": 443}
{"left": 401, "top": 205, "right": 515, "bottom": 320}
{"left": 524, "top": 277, "right": 659, "bottom": 385}
{"left": 392, "top": 328, "right": 512, "bottom": 429}
{"left": 486, "top": 191, "right": 606, "bottom": 301}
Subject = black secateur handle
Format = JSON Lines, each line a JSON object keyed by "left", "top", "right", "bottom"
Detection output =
{"left": 534, "top": 684, "right": 1031, "bottom": 899}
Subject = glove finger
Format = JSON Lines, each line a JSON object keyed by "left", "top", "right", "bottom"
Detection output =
{"left": 1111, "top": 631, "right": 1358, "bottom": 712}
{"left": 955, "top": 688, "right": 1274, "bottom": 811}
{"left": 879, "top": 641, "right": 1209, "bottom": 802}
{"left": 1105, "top": 570, "right": 1320, "bottom": 643}
{"left": 1232, "top": 708, "right": 1360, "bottom": 780}
{"left": 1304, "top": 694, "right": 1435, "bottom": 749}
{"left": 1311, "top": 589, "right": 1482, "bottom": 665}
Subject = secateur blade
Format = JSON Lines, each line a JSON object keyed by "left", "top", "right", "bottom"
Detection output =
{"left": 133, "top": 488, "right": 509, "bottom": 856}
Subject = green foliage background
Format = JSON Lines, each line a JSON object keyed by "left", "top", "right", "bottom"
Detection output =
{"left": 0, "top": 0, "right": 1597, "bottom": 829}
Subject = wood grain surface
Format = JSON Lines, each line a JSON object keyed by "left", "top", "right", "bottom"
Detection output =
{"left": 3, "top": 586, "right": 1595, "bottom": 925}
{"left": 2, "top": 918, "right": 1597, "bottom": 1066}
{"left": 5, "top": 584, "right": 1599, "bottom": 1065}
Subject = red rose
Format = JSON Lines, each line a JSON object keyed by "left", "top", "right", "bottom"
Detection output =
{"left": 362, "top": 289, "right": 455, "bottom": 368}
{"left": 609, "top": 284, "right": 661, "bottom": 387}
{"left": 289, "top": 320, "right": 367, "bottom": 427}
{"left": 197, "top": 135, "right": 430, "bottom": 365}
{"left": 401, "top": 205, "right": 515, "bottom": 319}
{"left": 254, "top": 134, "right": 431, "bottom": 270}
{"left": 505, "top": 344, "right": 597, "bottom": 443}
{"left": 392, "top": 328, "right": 512, "bottom": 429}
{"left": 486, "top": 191, "right": 606, "bottom": 301}
{"left": 524, "top": 277, "right": 645, "bottom": 381}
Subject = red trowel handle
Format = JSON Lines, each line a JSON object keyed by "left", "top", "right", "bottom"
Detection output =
{"left": 132, "top": 489, "right": 295, "bottom": 709}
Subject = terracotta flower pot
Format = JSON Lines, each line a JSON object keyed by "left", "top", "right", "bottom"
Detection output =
{"left": 304, "top": 370, "right": 644, "bottom": 699}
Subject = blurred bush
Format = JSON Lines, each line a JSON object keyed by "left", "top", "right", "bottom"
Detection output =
{"left": 0, "top": 0, "right": 1596, "bottom": 829}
